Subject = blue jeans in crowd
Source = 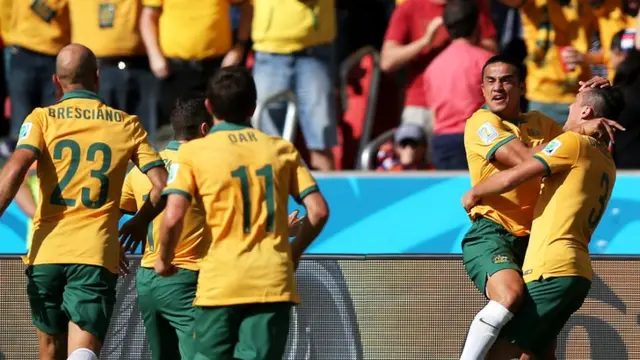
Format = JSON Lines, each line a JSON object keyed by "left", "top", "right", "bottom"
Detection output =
{"left": 252, "top": 44, "right": 338, "bottom": 150}
{"left": 8, "top": 46, "right": 57, "bottom": 138}
{"left": 432, "top": 133, "right": 468, "bottom": 170}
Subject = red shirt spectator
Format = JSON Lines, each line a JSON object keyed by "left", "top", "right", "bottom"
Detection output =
{"left": 424, "top": 41, "right": 493, "bottom": 135}
{"left": 383, "top": 0, "right": 496, "bottom": 109}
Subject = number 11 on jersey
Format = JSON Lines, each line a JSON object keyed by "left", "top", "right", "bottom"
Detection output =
{"left": 231, "top": 165, "right": 275, "bottom": 234}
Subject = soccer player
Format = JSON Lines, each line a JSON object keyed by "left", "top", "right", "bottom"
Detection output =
{"left": 119, "top": 97, "right": 211, "bottom": 360}
{"left": 0, "top": 44, "right": 167, "bottom": 360}
{"left": 158, "top": 67, "right": 329, "bottom": 360}
{"left": 459, "top": 55, "right": 623, "bottom": 360}
{"left": 462, "top": 86, "right": 624, "bottom": 359}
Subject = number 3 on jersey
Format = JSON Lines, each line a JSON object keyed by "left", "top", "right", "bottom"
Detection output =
{"left": 231, "top": 165, "right": 275, "bottom": 234}
{"left": 49, "top": 140, "right": 112, "bottom": 209}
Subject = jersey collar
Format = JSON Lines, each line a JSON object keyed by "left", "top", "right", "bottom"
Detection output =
{"left": 59, "top": 90, "right": 104, "bottom": 103}
{"left": 164, "top": 141, "right": 182, "bottom": 151}
{"left": 208, "top": 122, "right": 251, "bottom": 134}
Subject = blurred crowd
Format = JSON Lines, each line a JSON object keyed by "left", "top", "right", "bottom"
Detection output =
{"left": 0, "top": 0, "right": 639, "bottom": 171}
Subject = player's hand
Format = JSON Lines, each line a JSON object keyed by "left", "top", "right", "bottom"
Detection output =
{"left": 221, "top": 45, "right": 244, "bottom": 68}
{"left": 119, "top": 216, "right": 148, "bottom": 254}
{"left": 154, "top": 258, "right": 177, "bottom": 277}
{"left": 579, "top": 76, "right": 611, "bottom": 92}
{"left": 580, "top": 117, "right": 626, "bottom": 143}
{"left": 288, "top": 210, "right": 305, "bottom": 237}
{"left": 422, "top": 17, "right": 443, "bottom": 45}
{"left": 119, "top": 246, "right": 130, "bottom": 276}
{"left": 560, "top": 47, "right": 584, "bottom": 70}
{"left": 150, "top": 53, "right": 170, "bottom": 79}
{"left": 461, "top": 190, "right": 480, "bottom": 214}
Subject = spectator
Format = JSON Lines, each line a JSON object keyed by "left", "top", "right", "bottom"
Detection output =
{"left": 381, "top": 0, "right": 496, "bottom": 145}
{"left": 252, "top": 0, "right": 337, "bottom": 171}
{"left": 587, "top": 0, "right": 637, "bottom": 80}
{"left": 139, "top": 0, "right": 252, "bottom": 127}
{"left": 498, "top": 0, "right": 598, "bottom": 124}
{"left": 377, "top": 123, "right": 433, "bottom": 171}
{"left": 7, "top": 0, "right": 70, "bottom": 137}
{"left": 612, "top": 32, "right": 640, "bottom": 168}
{"left": 611, "top": 28, "right": 637, "bottom": 70}
{"left": 424, "top": 0, "right": 493, "bottom": 170}
{"left": 69, "top": 0, "right": 157, "bottom": 133}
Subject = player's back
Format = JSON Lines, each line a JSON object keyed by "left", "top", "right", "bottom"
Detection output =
{"left": 524, "top": 132, "right": 616, "bottom": 282}
{"left": 464, "top": 109, "right": 563, "bottom": 236}
{"left": 173, "top": 122, "right": 315, "bottom": 306}
{"left": 121, "top": 142, "right": 207, "bottom": 271}
{"left": 17, "top": 90, "right": 162, "bottom": 273}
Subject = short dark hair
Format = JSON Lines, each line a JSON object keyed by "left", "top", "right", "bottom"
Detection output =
{"left": 443, "top": 0, "right": 479, "bottom": 39}
{"left": 581, "top": 87, "right": 626, "bottom": 120}
{"left": 170, "top": 96, "right": 212, "bottom": 141}
{"left": 206, "top": 66, "right": 257, "bottom": 124}
{"left": 481, "top": 55, "right": 523, "bottom": 82}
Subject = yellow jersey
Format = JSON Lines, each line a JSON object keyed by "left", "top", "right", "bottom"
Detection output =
{"left": 252, "top": 0, "right": 336, "bottom": 53}
{"left": 68, "top": 0, "right": 145, "bottom": 57}
{"left": 16, "top": 90, "right": 164, "bottom": 274}
{"left": 593, "top": 0, "right": 635, "bottom": 80}
{"left": 524, "top": 131, "right": 616, "bottom": 282}
{"left": 163, "top": 122, "right": 319, "bottom": 306}
{"left": 10, "top": 0, "right": 70, "bottom": 56}
{"left": 120, "top": 141, "right": 207, "bottom": 271}
{"left": 464, "top": 109, "right": 564, "bottom": 236}
{"left": 0, "top": 0, "right": 12, "bottom": 44}
{"left": 520, "top": 0, "right": 595, "bottom": 104}
{"left": 141, "top": 0, "right": 240, "bottom": 60}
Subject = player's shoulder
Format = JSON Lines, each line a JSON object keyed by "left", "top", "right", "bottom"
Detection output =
{"left": 464, "top": 109, "right": 502, "bottom": 135}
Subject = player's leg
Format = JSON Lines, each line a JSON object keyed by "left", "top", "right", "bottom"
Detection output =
{"left": 136, "top": 267, "right": 180, "bottom": 360}
{"left": 154, "top": 268, "right": 199, "bottom": 360}
{"left": 234, "top": 302, "right": 292, "bottom": 360}
{"left": 497, "top": 276, "right": 591, "bottom": 359}
{"left": 460, "top": 217, "right": 529, "bottom": 360}
{"left": 192, "top": 306, "right": 240, "bottom": 360}
{"left": 293, "top": 44, "right": 337, "bottom": 171}
{"left": 62, "top": 264, "right": 118, "bottom": 356}
{"left": 26, "top": 265, "right": 69, "bottom": 360}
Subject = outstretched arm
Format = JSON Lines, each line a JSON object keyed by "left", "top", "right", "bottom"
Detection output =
{"left": 0, "top": 149, "right": 37, "bottom": 216}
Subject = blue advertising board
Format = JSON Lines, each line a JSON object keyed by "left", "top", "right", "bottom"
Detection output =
{"left": 1, "top": 173, "right": 639, "bottom": 255}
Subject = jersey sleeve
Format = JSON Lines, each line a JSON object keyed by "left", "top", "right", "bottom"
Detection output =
{"left": 16, "top": 110, "right": 45, "bottom": 157}
{"left": 464, "top": 111, "right": 517, "bottom": 161}
{"left": 532, "top": 132, "right": 580, "bottom": 177}
{"left": 162, "top": 148, "right": 196, "bottom": 201}
{"left": 120, "top": 170, "right": 139, "bottom": 215}
{"left": 287, "top": 145, "right": 319, "bottom": 204}
{"left": 384, "top": 2, "right": 410, "bottom": 44}
{"left": 129, "top": 117, "right": 164, "bottom": 173}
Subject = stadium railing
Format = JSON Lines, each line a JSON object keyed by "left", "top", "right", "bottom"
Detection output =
{"left": 251, "top": 89, "right": 299, "bottom": 143}
{"left": 1, "top": 254, "right": 639, "bottom": 360}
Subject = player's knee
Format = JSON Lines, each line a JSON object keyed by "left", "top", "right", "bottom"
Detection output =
{"left": 487, "top": 272, "right": 525, "bottom": 311}
{"left": 67, "top": 348, "right": 98, "bottom": 360}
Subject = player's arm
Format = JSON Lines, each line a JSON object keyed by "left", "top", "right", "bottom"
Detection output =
{"left": 0, "top": 150, "right": 38, "bottom": 216}
{"left": 156, "top": 152, "right": 195, "bottom": 276}
{"left": 463, "top": 132, "right": 580, "bottom": 212}
{"left": 15, "top": 181, "right": 36, "bottom": 218}
{"left": 288, "top": 146, "right": 329, "bottom": 268}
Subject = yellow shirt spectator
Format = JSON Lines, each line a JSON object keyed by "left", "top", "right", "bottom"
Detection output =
{"left": 464, "top": 109, "right": 563, "bottom": 236}
{"left": 163, "top": 122, "right": 319, "bottom": 306}
{"left": 520, "top": 0, "right": 595, "bottom": 104}
{"left": 141, "top": 0, "right": 239, "bottom": 60}
{"left": 10, "top": 0, "right": 70, "bottom": 55}
{"left": 592, "top": 0, "right": 635, "bottom": 79}
{"left": 252, "top": 0, "right": 336, "bottom": 53}
{"left": 0, "top": 0, "right": 12, "bottom": 44}
{"left": 525, "top": 131, "right": 616, "bottom": 282}
{"left": 120, "top": 141, "right": 208, "bottom": 271}
{"left": 68, "top": 0, "right": 145, "bottom": 57}
{"left": 16, "top": 90, "right": 163, "bottom": 274}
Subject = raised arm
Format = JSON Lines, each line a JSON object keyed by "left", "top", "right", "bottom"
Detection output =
{"left": 0, "top": 150, "right": 38, "bottom": 216}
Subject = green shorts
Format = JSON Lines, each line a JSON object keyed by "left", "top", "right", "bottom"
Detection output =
{"left": 462, "top": 216, "right": 529, "bottom": 296}
{"left": 26, "top": 264, "right": 117, "bottom": 343}
{"left": 192, "top": 302, "right": 292, "bottom": 360}
{"left": 136, "top": 267, "right": 198, "bottom": 360}
{"left": 501, "top": 276, "right": 591, "bottom": 355}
